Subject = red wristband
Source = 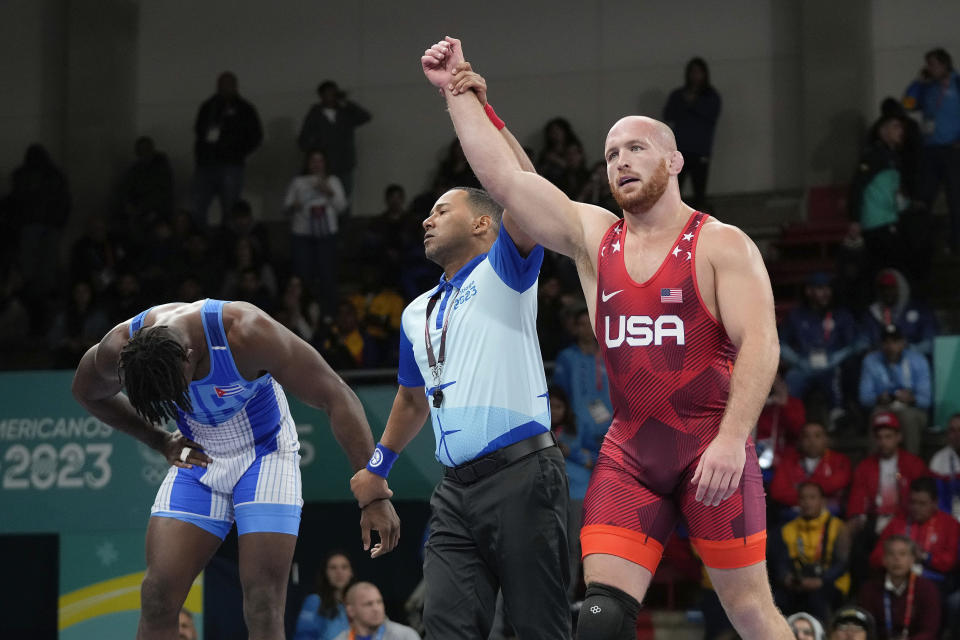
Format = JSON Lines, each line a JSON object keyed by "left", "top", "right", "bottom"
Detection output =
{"left": 484, "top": 103, "right": 506, "bottom": 130}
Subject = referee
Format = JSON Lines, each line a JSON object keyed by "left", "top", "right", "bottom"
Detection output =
{"left": 351, "top": 62, "right": 570, "bottom": 639}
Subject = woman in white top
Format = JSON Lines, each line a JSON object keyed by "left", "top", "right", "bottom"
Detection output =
{"left": 285, "top": 150, "right": 347, "bottom": 313}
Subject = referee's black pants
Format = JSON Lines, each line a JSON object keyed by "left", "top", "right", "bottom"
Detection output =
{"left": 423, "top": 446, "right": 571, "bottom": 639}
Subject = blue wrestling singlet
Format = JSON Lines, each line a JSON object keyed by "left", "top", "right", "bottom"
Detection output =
{"left": 130, "top": 299, "right": 302, "bottom": 538}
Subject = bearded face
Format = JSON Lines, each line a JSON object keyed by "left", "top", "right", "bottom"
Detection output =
{"left": 610, "top": 158, "right": 670, "bottom": 213}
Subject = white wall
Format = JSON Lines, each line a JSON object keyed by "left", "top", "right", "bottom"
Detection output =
{"left": 3, "top": 1, "right": 959, "bottom": 222}
{"left": 871, "top": 0, "right": 960, "bottom": 112}
{"left": 133, "top": 0, "right": 803, "bottom": 218}
{"left": 0, "top": 0, "right": 66, "bottom": 183}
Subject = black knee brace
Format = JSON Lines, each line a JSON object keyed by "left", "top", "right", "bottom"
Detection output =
{"left": 575, "top": 583, "right": 641, "bottom": 640}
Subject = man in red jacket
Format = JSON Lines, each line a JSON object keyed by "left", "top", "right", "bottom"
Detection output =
{"left": 858, "top": 535, "right": 941, "bottom": 640}
{"left": 847, "top": 412, "right": 928, "bottom": 537}
{"left": 770, "top": 421, "right": 852, "bottom": 513}
{"left": 869, "top": 476, "right": 959, "bottom": 581}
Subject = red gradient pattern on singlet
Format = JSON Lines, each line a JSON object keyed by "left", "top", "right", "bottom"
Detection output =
{"left": 582, "top": 211, "right": 766, "bottom": 552}
{"left": 595, "top": 211, "right": 735, "bottom": 464}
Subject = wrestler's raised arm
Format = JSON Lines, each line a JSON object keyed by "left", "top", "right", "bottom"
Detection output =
{"left": 422, "top": 37, "right": 617, "bottom": 262}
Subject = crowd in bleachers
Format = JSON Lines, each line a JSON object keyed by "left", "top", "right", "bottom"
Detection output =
{"left": 1, "top": 44, "right": 959, "bottom": 640}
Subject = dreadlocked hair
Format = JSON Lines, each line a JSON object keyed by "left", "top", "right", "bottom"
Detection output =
{"left": 119, "top": 325, "right": 192, "bottom": 425}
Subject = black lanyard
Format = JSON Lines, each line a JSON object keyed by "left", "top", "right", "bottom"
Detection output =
{"left": 424, "top": 285, "right": 458, "bottom": 408}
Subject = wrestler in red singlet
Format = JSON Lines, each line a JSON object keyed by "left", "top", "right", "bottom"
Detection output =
{"left": 580, "top": 210, "right": 767, "bottom": 572}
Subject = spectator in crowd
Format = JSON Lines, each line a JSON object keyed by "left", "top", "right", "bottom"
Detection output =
{"left": 116, "top": 135, "right": 173, "bottom": 241}
{"left": 869, "top": 477, "right": 959, "bottom": 582}
{"left": 332, "top": 582, "right": 420, "bottom": 640}
{"left": 869, "top": 98, "right": 922, "bottom": 200}
{"left": 780, "top": 272, "right": 861, "bottom": 427}
{"left": 576, "top": 160, "right": 620, "bottom": 214}
{"left": 536, "top": 117, "right": 580, "bottom": 187}
{"left": 219, "top": 199, "right": 271, "bottom": 263}
{"left": 557, "top": 141, "right": 590, "bottom": 199}
{"left": 178, "top": 608, "right": 197, "bottom": 640}
{"left": 170, "top": 209, "right": 200, "bottom": 246}
{"left": 756, "top": 371, "right": 807, "bottom": 471}
{"left": 70, "top": 216, "right": 126, "bottom": 294}
{"left": 858, "top": 535, "right": 941, "bottom": 640}
{"left": 293, "top": 551, "right": 354, "bottom": 640}
{"left": 769, "top": 422, "right": 852, "bottom": 513}
{"left": 191, "top": 71, "right": 263, "bottom": 228}
{"left": 663, "top": 57, "right": 722, "bottom": 209}
{"left": 138, "top": 218, "right": 177, "bottom": 297}
{"left": 862, "top": 269, "right": 937, "bottom": 357}
{"left": 318, "top": 301, "right": 377, "bottom": 370}
{"left": 929, "top": 413, "right": 960, "bottom": 521}
{"left": 220, "top": 237, "right": 278, "bottom": 303}
{"left": 847, "top": 114, "right": 908, "bottom": 276}
{"left": 106, "top": 272, "right": 146, "bottom": 327}
{"left": 363, "top": 280, "right": 405, "bottom": 367}
{"left": 548, "top": 385, "right": 592, "bottom": 600}
{"left": 273, "top": 275, "right": 320, "bottom": 344}
{"left": 774, "top": 482, "right": 850, "bottom": 623}
{"left": 535, "top": 274, "right": 571, "bottom": 361}
{"left": 903, "top": 47, "right": 960, "bottom": 255}
{"left": 848, "top": 412, "right": 929, "bottom": 539}
{"left": 365, "top": 184, "right": 429, "bottom": 288}
{"left": 297, "top": 80, "right": 371, "bottom": 200}
{"left": 46, "top": 280, "right": 110, "bottom": 368}
{"left": 859, "top": 325, "right": 931, "bottom": 455}
{"left": 2, "top": 143, "right": 71, "bottom": 296}
{"left": 788, "top": 612, "right": 826, "bottom": 640}
{"left": 552, "top": 306, "right": 612, "bottom": 459}
{"left": 827, "top": 606, "right": 876, "bottom": 640}
{"left": 284, "top": 150, "right": 348, "bottom": 313}
{"left": 174, "top": 232, "right": 223, "bottom": 297}
{"left": 233, "top": 267, "right": 275, "bottom": 312}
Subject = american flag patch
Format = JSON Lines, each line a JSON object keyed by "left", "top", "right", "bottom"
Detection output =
{"left": 214, "top": 384, "right": 245, "bottom": 398}
{"left": 660, "top": 288, "right": 683, "bottom": 303}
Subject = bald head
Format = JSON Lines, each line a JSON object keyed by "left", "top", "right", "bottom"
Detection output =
{"left": 605, "top": 116, "right": 677, "bottom": 156}
{"left": 345, "top": 581, "right": 379, "bottom": 604}
{"left": 344, "top": 581, "right": 386, "bottom": 631}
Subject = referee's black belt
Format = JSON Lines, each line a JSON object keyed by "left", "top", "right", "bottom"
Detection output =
{"left": 442, "top": 431, "right": 557, "bottom": 485}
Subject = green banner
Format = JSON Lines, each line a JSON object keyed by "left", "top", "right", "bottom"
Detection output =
{"left": 0, "top": 371, "right": 440, "bottom": 535}
{"left": 58, "top": 529, "right": 204, "bottom": 640}
{"left": 934, "top": 335, "right": 960, "bottom": 427}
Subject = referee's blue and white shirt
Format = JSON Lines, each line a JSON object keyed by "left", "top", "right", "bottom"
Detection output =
{"left": 398, "top": 227, "right": 549, "bottom": 467}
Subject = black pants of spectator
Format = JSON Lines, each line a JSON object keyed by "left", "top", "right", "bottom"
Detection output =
{"left": 917, "top": 144, "right": 960, "bottom": 252}
{"left": 423, "top": 446, "right": 570, "bottom": 640}
{"left": 862, "top": 223, "right": 906, "bottom": 280}
{"left": 191, "top": 164, "right": 244, "bottom": 228}
{"left": 678, "top": 154, "right": 711, "bottom": 210}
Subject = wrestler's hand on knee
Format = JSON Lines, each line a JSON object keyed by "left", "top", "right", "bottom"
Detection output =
{"left": 161, "top": 431, "right": 211, "bottom": 469}
{"left": 360, "top": 499, "right": 401, "bottom": 558}
{"left": 350, "top": 468, "right": 394, "bottom": 508}
{"left": 449, "top": 61, "right": 487, "bottom": 104}
{"left": 421, "top": 36, "right": 464, "bottom": 89}
{"left": 691, "top": 433, "right": 745, "bottom": 507}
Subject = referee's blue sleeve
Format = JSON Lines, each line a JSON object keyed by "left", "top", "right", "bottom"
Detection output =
{"left": 488, "top": 225, "right": 544, "bottom": 293}
{"left": 397, "top": 323, "right": 425, "bottom": 387}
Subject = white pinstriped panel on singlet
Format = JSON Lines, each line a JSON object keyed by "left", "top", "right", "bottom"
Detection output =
{"left": 187, "top": 380, "right": 294, "bottom": 493}
{"left": 249, "top": 386, "right": 302, "bottom": 506}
